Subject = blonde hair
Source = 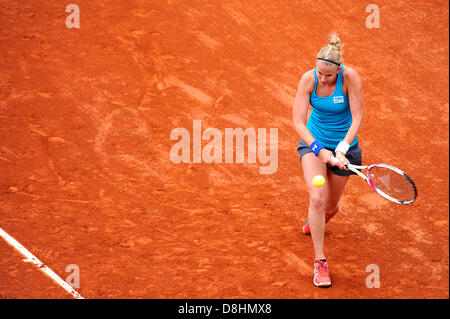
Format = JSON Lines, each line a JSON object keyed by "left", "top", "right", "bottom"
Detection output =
{"left": 317, "top": 34, "right": 343, "bottom": 67}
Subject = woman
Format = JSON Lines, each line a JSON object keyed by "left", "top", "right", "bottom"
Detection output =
{"left": 292, "top": 34, "right": 364, "bottom": 287}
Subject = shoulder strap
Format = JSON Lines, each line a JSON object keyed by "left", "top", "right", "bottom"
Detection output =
{"left": 313, "top": 69, "right": 318, "bottom": 94}
{"left": 335, "top": 65, "right": 345, "bottom": 95}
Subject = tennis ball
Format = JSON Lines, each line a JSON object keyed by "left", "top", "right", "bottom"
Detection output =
{"left": 312, "top": 175, "right": 325, "bottom": 187}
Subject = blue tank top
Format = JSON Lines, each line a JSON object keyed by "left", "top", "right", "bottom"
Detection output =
{"left": 307, "top": 65, "right": 358, "bottom": 149}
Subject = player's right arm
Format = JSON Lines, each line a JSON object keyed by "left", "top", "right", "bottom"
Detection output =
{"left": 292, "top": 70, "right": 315, "bottom": 145}
{"left": 292, "top": 71, "right": 344, "bottom": 168}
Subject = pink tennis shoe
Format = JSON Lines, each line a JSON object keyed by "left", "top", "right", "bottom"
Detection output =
{"left": 303, "top": 219, "right": 311, "bottom": 235}
{"left": 313, "top": 259, "right": 332, "bottom": 287}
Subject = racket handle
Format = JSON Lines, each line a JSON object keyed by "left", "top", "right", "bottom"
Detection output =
{"left": 332, "top": 156, "right": 350, "bottom": 168}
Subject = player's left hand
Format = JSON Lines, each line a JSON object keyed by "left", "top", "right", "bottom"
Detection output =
{"left": 335, "top": 151, "right": 350, "bottom": 170}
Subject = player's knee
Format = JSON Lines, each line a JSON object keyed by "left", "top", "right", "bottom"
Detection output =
{"left": 326, "top": 204, "right": 339, "bottom": 216}
{"left": 309, "top": 194, "right": 326, "bottom": 211}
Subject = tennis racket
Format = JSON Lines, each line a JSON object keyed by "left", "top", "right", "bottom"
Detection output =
{"left": 332, "top": 157, "right": 417, "bottom": 204}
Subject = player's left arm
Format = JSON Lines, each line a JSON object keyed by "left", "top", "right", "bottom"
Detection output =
{"left": 342, "top": 68, "right": 364, "bottom": 147}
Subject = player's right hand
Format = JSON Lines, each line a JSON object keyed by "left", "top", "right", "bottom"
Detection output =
{"left": 318, "top": 149, "right": 346, "bottom": 169}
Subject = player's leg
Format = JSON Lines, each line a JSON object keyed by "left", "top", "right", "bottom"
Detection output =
{"left": 298, "top": 140, "right": 332, "bottom": 287}
{"left": 324, "top": 144, "right": 361, "bottom": 222}
{"left": 324, "top": 170, "right": 350, "bottom": 223}
{"left": 301, "top": 152, "right": 328, "bottom": 260}
{"left": 303, "top": 169, "right": 349, "bottom": 233}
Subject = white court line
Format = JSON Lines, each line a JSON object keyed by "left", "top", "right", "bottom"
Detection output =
{"left": 0, "top": 226, "right": 85, "bottom": 299}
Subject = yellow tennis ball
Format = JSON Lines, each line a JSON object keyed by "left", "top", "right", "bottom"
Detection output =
{"left": 312, "top": 175, "right": 325, "bottom": 187}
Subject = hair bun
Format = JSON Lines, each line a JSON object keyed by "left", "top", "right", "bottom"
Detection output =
{"left": 317, "top": 33, "right": 344, "bottom": 66}
{"left": 329, "top": 35, "right": 342, "bottom": 51}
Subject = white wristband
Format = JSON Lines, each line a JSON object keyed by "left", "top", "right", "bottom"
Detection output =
{"left": 335, "top": 141, "right": 350, "bottom": 155}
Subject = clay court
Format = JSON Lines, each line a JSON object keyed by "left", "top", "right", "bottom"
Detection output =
{"left": 0, "top": 0, "right": 448, "bottom": 299}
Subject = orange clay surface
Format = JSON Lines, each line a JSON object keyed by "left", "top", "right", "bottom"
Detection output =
{"left": 0, "top": 0, "right": 448, "bottom": 299}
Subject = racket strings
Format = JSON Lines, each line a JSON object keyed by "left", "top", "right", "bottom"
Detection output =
{"left": 368, "top": 166, "right": 416, "bottom": 202}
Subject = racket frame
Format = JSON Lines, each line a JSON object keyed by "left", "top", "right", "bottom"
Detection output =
{"left": 345, "top": 163, "right": 417, "bottom": 205}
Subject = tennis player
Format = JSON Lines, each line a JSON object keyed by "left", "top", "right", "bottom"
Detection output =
{"left": 292, "top": 34, "right": 364, "bottom": 287}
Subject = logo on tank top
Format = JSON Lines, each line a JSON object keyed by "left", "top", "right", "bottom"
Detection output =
{"left": 333, "top": 96, "right": 344, "bottom": 104}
